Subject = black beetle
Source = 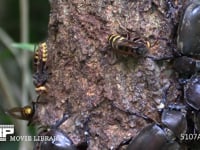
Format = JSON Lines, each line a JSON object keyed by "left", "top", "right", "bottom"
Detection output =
{"left": 173, "top": 56, "right": 200, "bottom": 77}
{"left": 183, "top": 75, "right": 200, "bottom": 133}
{"left": 184, "top": 75, "right": 200, "bottom": 110}
{"left": 34, "top": 114, "right": 89, "bottom": 150}
{"left": 173, "top": 1, "right": 200, "bottom": 77}
{"left": 126, "top": 103, "right": 187, "bottom": 150}
{"left": 34, "top": 114, "right": 77, "bottom": 150}
{"left": 149, "top": 1, "right": 200, "bottom": 77}
{"left": 38, "top": 129, "right": 77, "bottom": 150}
{"left": 177, "top": 0, "right": 200, "bottom": 57}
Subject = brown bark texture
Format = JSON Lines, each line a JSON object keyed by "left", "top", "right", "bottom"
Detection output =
{"left": 34, "top": 0, "right": 188, "bottom": 149}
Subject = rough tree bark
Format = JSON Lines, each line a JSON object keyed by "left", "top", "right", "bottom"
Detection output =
{"left": 34, "top": 0, "right": 188, "bottom": 149}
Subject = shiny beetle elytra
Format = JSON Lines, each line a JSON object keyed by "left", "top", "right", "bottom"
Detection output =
{"left": 177, "top": 1, "right": 200, "bottom": 57}
{"left": 149, "top": 1, "right": 200, "bottom": 78}
{"left": 35, "top": 114, "right": 89, "bottom": 150}
{"left": 183, "top": 75, "right": 200, "bottom": 133}
{"left": 184, "top": 75, "right": 200, "bottom": 111}
{"left": 37, "top": 129, "right": 77, "bottom": 150}
{"left": 173, "top": 56, "right": 200, "bottom": 77}
{"left": 174, "top": 1, "right": 200, "bottom": 77}
{"left": 126, "top": 103, "right": 187, "bottom": 150}
{"left": 34, "top": 114, "right": 77, "bottom": 150}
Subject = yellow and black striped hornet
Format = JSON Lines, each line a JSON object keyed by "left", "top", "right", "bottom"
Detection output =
{"left": 33, "top": 42, "right": 48, "bottom": 93}
{"left": 108, "top": 34, "right": 150, "bottom": 56}
{"left": 34, "top": 42, "right": 48, "bottom": 67}
{"left": 6, "top": 102, "right": 36, "bottom": 126}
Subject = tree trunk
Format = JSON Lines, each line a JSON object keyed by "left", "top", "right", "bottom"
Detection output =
{"left": 34, "top": 0, "right": 187, "bottom": 149}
